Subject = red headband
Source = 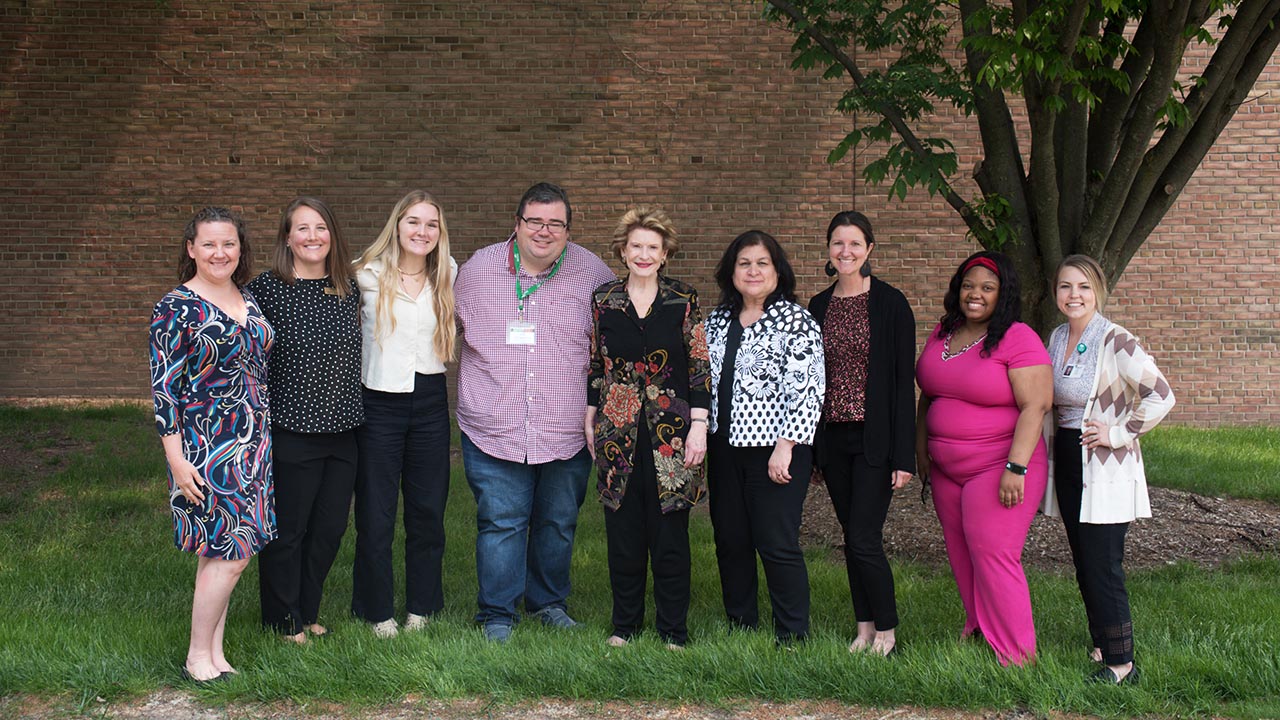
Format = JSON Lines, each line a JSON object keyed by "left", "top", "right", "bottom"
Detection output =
{"left": 962, "top": 256, "right": 999, "bottom": 277}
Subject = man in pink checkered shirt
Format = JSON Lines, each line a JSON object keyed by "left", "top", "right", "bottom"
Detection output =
{"left": 455, "top": 182, "right": 615, "bottom": 643}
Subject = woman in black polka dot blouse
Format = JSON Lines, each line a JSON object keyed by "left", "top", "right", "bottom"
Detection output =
{"left": 703, "top": 230, "right": 826, "bottom": 646}
{"left": 248, "top": 197, "right": 364, "bottom": 644}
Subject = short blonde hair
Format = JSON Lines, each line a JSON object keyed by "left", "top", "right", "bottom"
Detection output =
{"left": 610, "top": 206, "right": 679, "bottom": 263}
{"left": 1057, "top": 254, "right": 1109, "bottom": 311}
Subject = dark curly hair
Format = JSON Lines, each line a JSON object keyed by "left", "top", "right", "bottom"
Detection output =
{"left": 714, "top": 230, "right": 797, "bottom": 315}
{"left": 178, "top": 206, "right": 251, "bottom": 287}
{"left": 937, "top": 250, "right": 1021, "bottom": 357}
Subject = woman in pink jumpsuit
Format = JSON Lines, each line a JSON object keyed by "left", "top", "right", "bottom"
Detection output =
{"left": 915, "top": 252, "right": 1053, "bottom": 666}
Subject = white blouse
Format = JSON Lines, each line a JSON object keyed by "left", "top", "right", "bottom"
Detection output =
{"left": 357, "top": 256, "right": 457, "bottom": 392}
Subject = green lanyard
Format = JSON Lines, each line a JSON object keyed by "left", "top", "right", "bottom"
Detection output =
{"left": 513, "top": 241, "right": 565, "bottom": 317}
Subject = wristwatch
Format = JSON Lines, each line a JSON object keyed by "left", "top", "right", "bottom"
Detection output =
{"left": 1005, "top": 460, "right": 1029, "bottom": 476}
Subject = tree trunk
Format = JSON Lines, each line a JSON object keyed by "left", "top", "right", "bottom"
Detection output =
{"left": 1011, "top": 249, "right": 1056, "bottom": 340}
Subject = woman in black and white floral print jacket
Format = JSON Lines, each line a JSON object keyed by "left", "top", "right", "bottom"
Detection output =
{"left": 704, "top": 230, "right": 825, "bottom": 645}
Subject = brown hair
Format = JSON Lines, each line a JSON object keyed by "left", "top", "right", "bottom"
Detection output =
{"left": 270, "top": 197, "right": 353, "bottom": 298}
{"left": 178, "top": 207, "right": 251, "bottom": 287}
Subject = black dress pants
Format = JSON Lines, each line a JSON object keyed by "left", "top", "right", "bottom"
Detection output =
{"left": 708, "top": 434, "right": 811, "bottom": 642}
{"left": 820, "top": 421, "right": 899, "bottom": 631}
{"left": 352, "top": 373, "right": 451, "bottom": 623}
{"left": 603, "top": 428, "right": 692, "bottom": 645}
{"left": 1054, "top": 428, "right": 1134, "bottom": 665}
{"left": 258, "top": 428, "right": 357, "bottom": 635}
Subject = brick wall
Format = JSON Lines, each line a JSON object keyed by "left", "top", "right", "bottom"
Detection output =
{"left": 1, "top": 1, "right": 1277, "bottom": 425}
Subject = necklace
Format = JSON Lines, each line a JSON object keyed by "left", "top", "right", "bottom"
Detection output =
{"left": 941, "top": 330, "right": 987, "bottom": 361}
{"left": 292, "top": 265, "right": 329, "bottom": 281}
{"left": 397, "top": 265, "right": 426, "bottom": 277}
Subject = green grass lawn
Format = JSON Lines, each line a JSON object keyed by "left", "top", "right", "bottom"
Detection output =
{"left": 1142, "top": 425, "right": 1280, "bottom": 504}
{"left": 0, "top": 406, "right": 1277, "bottom": 717}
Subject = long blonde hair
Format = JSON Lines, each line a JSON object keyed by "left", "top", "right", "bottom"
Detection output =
{"left": 354, "top": 190, "right": 456, "bottom": 362}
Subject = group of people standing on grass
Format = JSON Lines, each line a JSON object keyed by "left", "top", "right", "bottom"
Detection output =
{"left": 150, "top": 181, "right": 1174, "bottom": 687}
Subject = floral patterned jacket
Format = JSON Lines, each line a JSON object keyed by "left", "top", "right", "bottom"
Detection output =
{"left": 588, "top": 275, "right": 711, "bottom": 513}
{"left": 704, "top": 300, "right": 826, "bottom": 446}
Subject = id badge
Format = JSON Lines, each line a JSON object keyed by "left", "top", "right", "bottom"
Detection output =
{"left": 1062, "top": 364, "right": 1076, "bottom": 377}
{"left": 507, "top": 320, "right": 536, "bottom": 346}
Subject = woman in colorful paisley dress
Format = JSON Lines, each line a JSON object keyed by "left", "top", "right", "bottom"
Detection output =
{"left": 586, "top": 206, "right": 711, "bottom": 649}
{"left": 150, "top": 207, "right": 276, "bottom": 683}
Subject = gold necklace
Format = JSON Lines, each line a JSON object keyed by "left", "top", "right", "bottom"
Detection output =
{"left": 397, "top": 266, "right": 426, "bottom": 277}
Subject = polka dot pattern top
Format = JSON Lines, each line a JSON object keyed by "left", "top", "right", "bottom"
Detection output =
{"left": 247, "top": 271, "right": 365, "bottom": 433}
{"left": 704, "top": 299, "right": 826, "bottom": 446}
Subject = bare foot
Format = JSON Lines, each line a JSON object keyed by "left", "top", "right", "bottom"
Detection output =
{"left": 848, "top": 635, "right": 874, "bottom": 653}
{"left": 283, "top": 632, "right": 307, "bottom": 645}
{"left": 871, "top": 629, "right": 897, "bottom": 657}
{"left": 1090, "top": 647, "right": 1103, "bottom": 663}
{"left": 606, "top": 635, "right": 629, "bottom": 647}
{"left": 306, "top": 623, "right": 329, "bottom": 637}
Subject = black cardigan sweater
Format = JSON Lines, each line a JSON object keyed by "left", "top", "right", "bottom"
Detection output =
{"left": 808, "top": 276, "right": 917, "bottom": 474}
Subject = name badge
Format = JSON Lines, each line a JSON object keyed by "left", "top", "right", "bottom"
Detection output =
{"left": 507, "top": 320, "right": 536, "bottom": 346}
{"left": 1062, "top": 364, "right": 1076, "bottom": 377}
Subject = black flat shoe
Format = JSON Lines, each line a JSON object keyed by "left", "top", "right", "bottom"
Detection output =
{"left": 179, "top": 665, "right": 225, "bottom": 685}
{"left": 1090, "top": 664, "right": 1139, "bottom": 685}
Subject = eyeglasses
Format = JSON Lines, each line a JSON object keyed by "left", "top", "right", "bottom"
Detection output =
{"left": 519, "top": 216, "right": 569, "bottom": 234}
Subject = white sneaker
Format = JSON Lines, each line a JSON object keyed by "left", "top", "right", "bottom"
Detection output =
{"left": 371, "top": 619, "right": 399, "bottom": 638}
{"left": 404, "top": 613, "right": 429, "bottom": 632}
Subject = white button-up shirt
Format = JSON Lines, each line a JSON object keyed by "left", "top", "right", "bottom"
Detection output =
{"left": 357, "top": 257, "right": 457, "bottom": 392}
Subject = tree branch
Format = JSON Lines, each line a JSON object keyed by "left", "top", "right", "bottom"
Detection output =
{"left": 1085, "top": 10, "right": 1156, "bottom": 211}
{"left": 1114, "top": 10, "right": 1280, "bottom": 273}
{"left": 764, "top": 0, "right": 981, "bottom": 228}
{"left": 1081, "top": 0, "right": 1192, "bottom": 261}
{"left": 957, "top": 0, "right": 1034, "bottom": 247}
{"left": 1108, "top": 0, "right": 1280, "bottom": 260}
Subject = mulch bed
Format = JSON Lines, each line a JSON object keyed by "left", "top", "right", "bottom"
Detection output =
{"left": 801, "top": 480, "right": 1280, "bottom": 573}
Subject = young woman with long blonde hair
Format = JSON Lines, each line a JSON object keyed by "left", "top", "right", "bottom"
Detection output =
{"left": 351, "top": 190, "right": 456, "bottom": 638}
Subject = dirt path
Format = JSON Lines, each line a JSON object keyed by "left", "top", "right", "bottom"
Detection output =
{"left": 1, "top": 692, "right": 1098, "bottom": 720}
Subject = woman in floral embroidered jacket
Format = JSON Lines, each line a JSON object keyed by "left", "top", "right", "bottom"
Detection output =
{"left": 586, "top": 206, "right": 711, "bottom": 649}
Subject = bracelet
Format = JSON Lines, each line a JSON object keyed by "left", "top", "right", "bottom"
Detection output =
{"left": 1005, "top": 460, "right": 1028, "bottom": 476}
{"left": 690, "top": 418, "right": 707, "bottom": 425}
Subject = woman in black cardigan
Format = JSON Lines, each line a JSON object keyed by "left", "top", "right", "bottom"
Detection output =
{"left": 808, "top": 211, "right": 917, "bottom": 656}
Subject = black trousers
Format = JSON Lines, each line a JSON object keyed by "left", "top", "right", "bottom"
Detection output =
{"left": 604, "top": 428, "right": 692, "bottom": 645}
{"left": 1054, "top": 428, "right": 1134, "bottom": 665}
{"left": 352, "top": 373, "right": 451, "bottom": 623}
{"left": 708, "top": 434, "right": 811, "bottom": 642}
{"left": 820, "top": 422, "right": 899, "bottom": 631}
{"left": 258, "top": 428, "right": 357, "bottom": 635}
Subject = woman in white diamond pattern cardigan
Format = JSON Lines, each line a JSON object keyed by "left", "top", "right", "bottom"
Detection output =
{"left": 1041, "top": 254, "right": 1175, "bottom": 686}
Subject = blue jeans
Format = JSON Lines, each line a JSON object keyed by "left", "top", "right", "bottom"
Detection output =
{"left": 462, "top": 433, "right": 591, "bottom": 625}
